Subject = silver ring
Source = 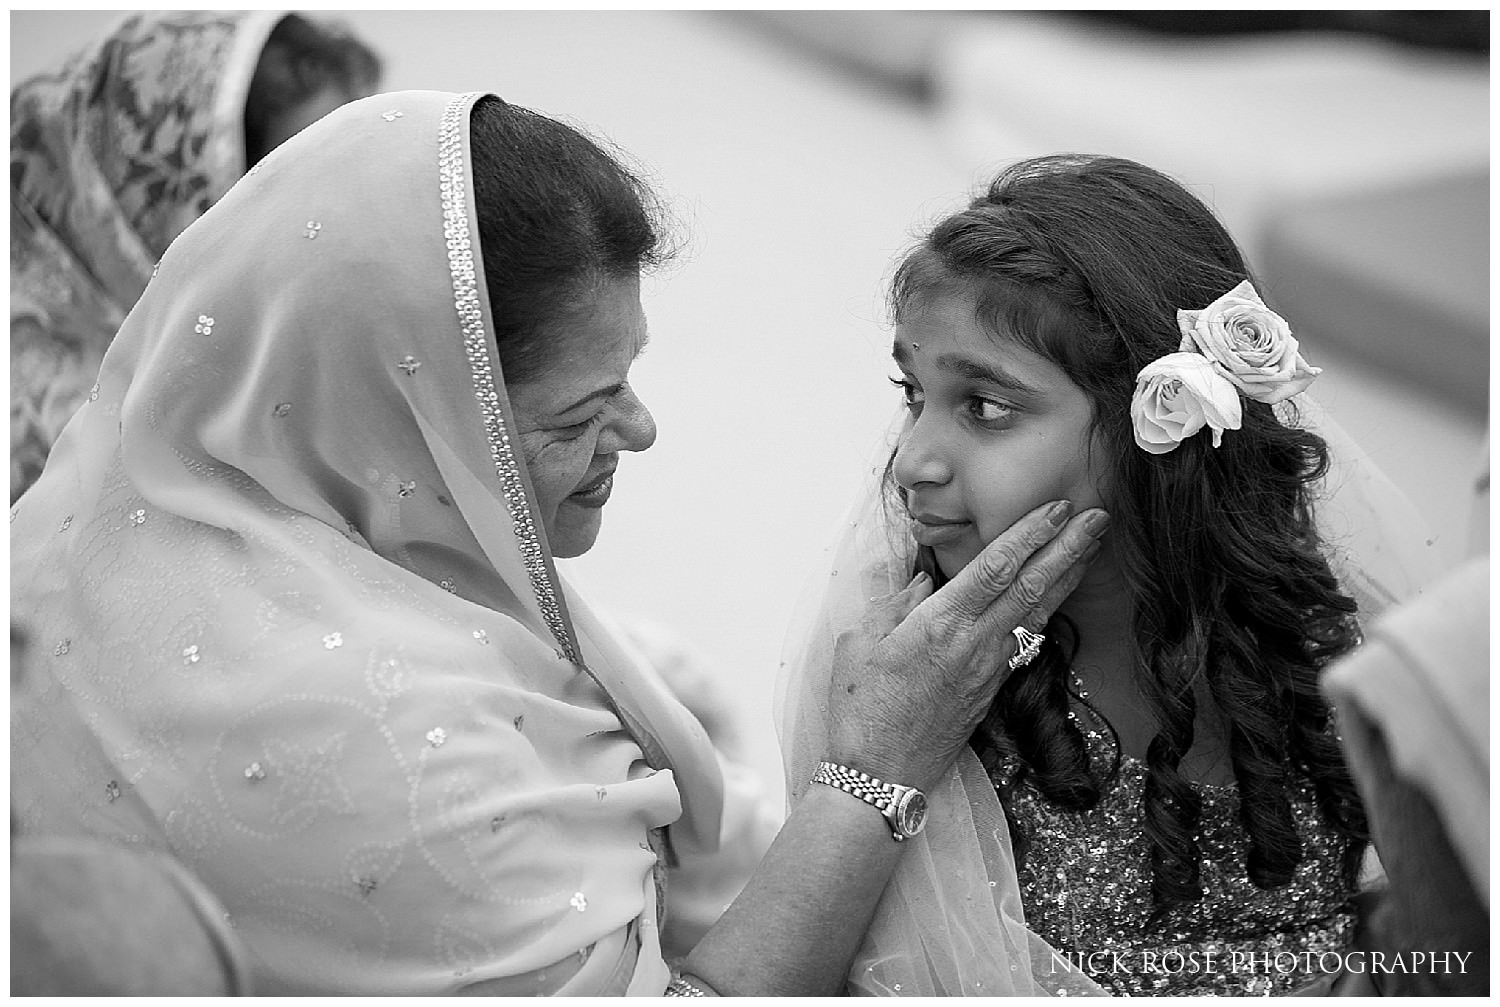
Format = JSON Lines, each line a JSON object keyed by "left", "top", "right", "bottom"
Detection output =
{"left": 1008, "top": 626, "right": 1046, "bottom": 670}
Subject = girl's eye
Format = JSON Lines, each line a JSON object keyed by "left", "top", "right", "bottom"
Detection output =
{"left": 968, "top": 397, "right": 1015, "bottom": 425}
{"left": 889, "top": 376, "right": 924, "bottom": 410}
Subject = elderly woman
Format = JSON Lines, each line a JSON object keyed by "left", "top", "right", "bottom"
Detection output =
{"left": 9, "top": 91, "right": 1107, "bottom": 994}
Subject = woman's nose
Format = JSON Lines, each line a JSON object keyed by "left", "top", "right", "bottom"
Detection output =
{"left": 891, "top": 414, "right": 950, "bottom": 490}
{"left": 601, "top": 386, "right": 656, "bottom": 454}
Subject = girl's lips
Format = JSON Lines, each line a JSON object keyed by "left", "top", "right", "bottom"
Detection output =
{"left": 910, "top": 517, "right": 971, "bottom": 548}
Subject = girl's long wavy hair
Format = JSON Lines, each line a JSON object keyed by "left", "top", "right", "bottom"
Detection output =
{"left": 886, "top": 155, "right": 1368, "bottom": 917}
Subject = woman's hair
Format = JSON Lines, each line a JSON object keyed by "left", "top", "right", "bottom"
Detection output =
{"left": 887, "top": 154, "right": 1367, "bottom": 917}
{"left": 468, "top": 96, "right": 673, "bottom": 385}
{"left": 243, "top": 14, "right": 383, "bottom": 165}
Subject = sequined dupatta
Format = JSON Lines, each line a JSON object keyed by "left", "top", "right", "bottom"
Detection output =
{"left": 11, "top": 91, "right": 721, "bottom": 995}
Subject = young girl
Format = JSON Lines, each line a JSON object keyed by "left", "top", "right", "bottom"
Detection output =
{"left": 778, "top": 154, "right": 1435, "bottom": 995}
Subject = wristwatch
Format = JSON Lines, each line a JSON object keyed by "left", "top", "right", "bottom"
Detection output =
{"left": 812, "top": 760, "right": 928, "bottom": 841}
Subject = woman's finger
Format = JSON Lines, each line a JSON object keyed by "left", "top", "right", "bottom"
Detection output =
{"left": 988, "top": 539, "right": 1102, "bottom": 658}
{"left": 866, "top": 571, "right": 934, "bottom": 634}
{"left": 977, "top": 509, "right": 1109, "bottom": 643}
{"left": 934, "top": 500, "right": 1073, "bottom": 622}
{"left": 891, "top": 572, "right": 935, "bottom": 627}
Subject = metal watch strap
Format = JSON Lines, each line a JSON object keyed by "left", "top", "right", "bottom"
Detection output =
{"left": 812, "top": 760, "right": 926, "bottom": 842}
{"left": 812, "top": 760, "right": 897, "bottom": 814}
{"left": 665, "top": 976, "right": 712, "bottom": 997}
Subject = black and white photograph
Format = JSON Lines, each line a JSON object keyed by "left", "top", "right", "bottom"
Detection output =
{"left": 9, "top": 9, "right": 1488, "bottom": 996}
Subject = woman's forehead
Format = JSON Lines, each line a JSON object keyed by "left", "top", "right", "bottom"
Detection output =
{"left": 509, "top": 276, "right": 647, "bottom": 406}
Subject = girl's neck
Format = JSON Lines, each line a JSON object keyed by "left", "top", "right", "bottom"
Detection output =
{"left": 1054, "top": 544, "right": 1236, "bottom": 785}
{"left": 1054, "top": 542, "right": 1132, "bottom": 654}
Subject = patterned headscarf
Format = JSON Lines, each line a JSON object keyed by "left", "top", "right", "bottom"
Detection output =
{"left": 12, "top": 11, "right": 286, "bottom": 500}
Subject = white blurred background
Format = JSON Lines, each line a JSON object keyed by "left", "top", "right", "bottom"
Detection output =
{"left": 12, "top": 11, "right": 1489, "bottom": 809}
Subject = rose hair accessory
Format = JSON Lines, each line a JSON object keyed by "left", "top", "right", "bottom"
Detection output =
{"left": 1130, "top": 281, "right": 1320, "bottom": 455}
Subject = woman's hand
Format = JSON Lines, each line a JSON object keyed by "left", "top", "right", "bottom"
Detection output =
{"left": 826, "top": 499, "right": 1108, "bottom": 791}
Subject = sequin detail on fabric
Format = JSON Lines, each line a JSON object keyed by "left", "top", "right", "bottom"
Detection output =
{"left": 995, "top": 726, "right": 1357, "bottom": 995}
{"left": 437, "top": 93, "right": 577, "bottom": 663}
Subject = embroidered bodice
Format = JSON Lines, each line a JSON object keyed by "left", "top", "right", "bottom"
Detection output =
{"left": 991, "top": 726, "right": 1358, "bottom": 996}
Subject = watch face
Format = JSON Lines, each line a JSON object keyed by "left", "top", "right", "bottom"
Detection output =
{"left": 896, "top": 790, "right": 928, "bottom": 836}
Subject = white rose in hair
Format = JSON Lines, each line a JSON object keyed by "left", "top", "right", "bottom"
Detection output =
{"left": 1176, "top": 280, "right": 1320, "bottom": 404}
{"left": 1131, "top": 352, "right": 1242, "bottom": 454}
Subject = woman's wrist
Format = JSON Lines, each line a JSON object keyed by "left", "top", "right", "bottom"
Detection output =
{"left": 822, "top": 747, "right": 943, "bottom": 796}
{"left": 682, "top": 782, "right": 906, "bottom": 995}
{"left": 810, "top": 760, "right": 930, "bottom": 843}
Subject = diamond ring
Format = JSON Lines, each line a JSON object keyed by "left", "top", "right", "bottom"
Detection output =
{"left": 1008, "top": 626, "right": 1046, "bottom": 670}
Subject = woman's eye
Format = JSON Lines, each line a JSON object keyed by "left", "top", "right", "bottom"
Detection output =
{"left": 888, "top": 376, "right": 924, "bottom": 409}
{"left": 969, "top": 397, "right": 1014, "bottom": 425}
{"left": 558, "top": 413, "right": 606, "bottom": 440}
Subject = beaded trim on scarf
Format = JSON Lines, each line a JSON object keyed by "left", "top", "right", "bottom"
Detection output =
{"left": 438, "top": 93, "right": 579, "bottom": 664}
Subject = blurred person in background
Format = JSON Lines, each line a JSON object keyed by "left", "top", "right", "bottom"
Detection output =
{"left": 1321, "top": 559, "right": 1488, "bottom": 996}
{"left": 1320, "top": 442, "right": 1488, "bottom": 996}
{"left": 11, "top": 10, "right": 382, "bottom": 503}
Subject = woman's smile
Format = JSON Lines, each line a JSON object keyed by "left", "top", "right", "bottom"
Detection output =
{"left": 568, "top": 468, "right": 615, "bottom": 508}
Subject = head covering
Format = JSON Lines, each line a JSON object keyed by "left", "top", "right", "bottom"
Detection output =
{"left": 11, "top": 10, "right": 285, "bottom": 500}
{"left": 776, "top": 397, "right": 1437, "bottom": 995}
{"left": 10, "top": 90, "right": 722, "bottom": 995}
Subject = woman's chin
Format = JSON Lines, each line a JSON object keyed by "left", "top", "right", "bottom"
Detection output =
{"left": 548, "top": 506, "right": 603, "bottom": 559}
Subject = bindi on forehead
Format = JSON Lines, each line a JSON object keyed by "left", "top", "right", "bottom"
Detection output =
{"left": 892, "top": 331, "right": 1052, "bottom": 402}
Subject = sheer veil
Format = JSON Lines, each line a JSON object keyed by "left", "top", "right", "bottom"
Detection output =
{"left": 1290, "top": 395, "right": 1443, "bottom": 616}
{"left": 775, "top": 414, "right": 1103, "bottom": 997}
{"left": 776, "top": 396, "right": 1438, "bottom": 996}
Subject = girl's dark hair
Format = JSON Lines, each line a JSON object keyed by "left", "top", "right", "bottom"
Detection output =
{"left": 467, "top": 96, "right": 672, "bottom": 384}
{"left": 243, "top": 14, "right": 383, "bottom": 165}
{"left": 888, "top": 154, "right": 1367, "bottom": 916}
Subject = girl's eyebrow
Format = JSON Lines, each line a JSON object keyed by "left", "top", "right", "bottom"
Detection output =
{"left": 936, "top": 353, "right": 1043, "bottom": 397}
{"left": 891, "top": 340, "right": 1043, "bottom": 397}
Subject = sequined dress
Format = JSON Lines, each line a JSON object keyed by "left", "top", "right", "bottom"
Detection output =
{"left": 990, "top": 723, "right": 1358, "bottom": 996}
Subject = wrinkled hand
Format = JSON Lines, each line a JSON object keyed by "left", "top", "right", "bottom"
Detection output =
{"left": 827, "top": 500, "right": 1108, "bottom": 792}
